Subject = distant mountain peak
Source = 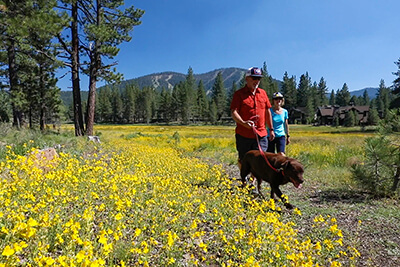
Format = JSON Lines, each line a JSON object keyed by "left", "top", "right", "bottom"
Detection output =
{"left": 120, "top": 67, "right": 247, "bottom": 92}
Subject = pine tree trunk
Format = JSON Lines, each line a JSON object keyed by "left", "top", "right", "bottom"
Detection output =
{"left": 7, "top": 40, "right": 22, "bottom": 129}
{"left": 391, "top": 166, "right": 400, "bottom": 192}
{"left": 39, "top": 65, "right": 45, "bottom": 131}
{"left": 86, "top": 42, "right": 100, "bottom": 136}
{"left": 86, "top": 72, "right": 97, "bottom": 136}
{"left": 85, "top": 0, "right": 102, "bottom": 136}
{"left": 71, "top": 1, "right": 85, "bottom": 136}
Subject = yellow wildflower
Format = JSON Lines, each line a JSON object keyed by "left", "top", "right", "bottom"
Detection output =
{"left": 199, "top": 203, "right": 206, "bottom": 213}
{"left": 2, "top": 245, "right": 15, "bottom": 256}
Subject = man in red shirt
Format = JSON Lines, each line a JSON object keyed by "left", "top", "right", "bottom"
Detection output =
{"left": 230, "top": 67, "right": 275, "bottom": 167}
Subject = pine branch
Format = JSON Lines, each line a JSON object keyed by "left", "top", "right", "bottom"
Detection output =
{"left": 58, "top": 70, "right": 71, "bottom": 79}
{"left": 79, "top": 2, "right": 96, "bottom": 23}
{"left": 57, "top": 34, "right": 72, "bottom": 55}
{"left": 55, "top": 5, "right": 71, "bottom": 12}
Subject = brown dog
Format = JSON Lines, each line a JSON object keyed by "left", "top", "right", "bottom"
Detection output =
{"left": 240, "top": 150, "right": 304, "bottom": 209}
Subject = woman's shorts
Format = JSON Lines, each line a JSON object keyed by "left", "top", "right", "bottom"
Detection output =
{"left": 267, "top": 136, "right": 286, "bottom": 153}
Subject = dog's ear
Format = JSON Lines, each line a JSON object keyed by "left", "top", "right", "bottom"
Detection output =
{"left": 281, "top": 160, "right": 290, "bottom": 170}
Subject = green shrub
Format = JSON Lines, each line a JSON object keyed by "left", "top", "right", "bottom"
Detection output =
{"left": 352, "top": 135, "right": 400, "bottom": 196}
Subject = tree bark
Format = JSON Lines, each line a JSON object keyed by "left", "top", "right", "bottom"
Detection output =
{"left": 391, "top": 166, "right": 400, "bottom": 192}
{"left": 39, "top": 65, "right": 45, "bottom": 131}
{"left": 86, "top": 62, "right": 97, "bottom": 136}
{"left": 7, "top": 40, "right": 22, "bottom": 129}
{"left": 71, "top": 1, "right": 85, "bottom": 136}
{"left": 85, "top": 0, "right": 101, "bottom": 136}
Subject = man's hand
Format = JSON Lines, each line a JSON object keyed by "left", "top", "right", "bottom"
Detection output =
{"left": 244, "top": 120, "right": 255, "bottom": 129}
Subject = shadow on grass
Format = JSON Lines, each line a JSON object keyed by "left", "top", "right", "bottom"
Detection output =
{"left": 309, "top": 188, "right": 374, "bottom": 204}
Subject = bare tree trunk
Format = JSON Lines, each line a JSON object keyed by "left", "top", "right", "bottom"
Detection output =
{"left": 71, "top": 1, "right": 85, "bottom": 136}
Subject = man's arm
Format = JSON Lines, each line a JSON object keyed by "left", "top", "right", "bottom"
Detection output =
{"left": 231, "top": 109, "right": 254, "bottom": 129}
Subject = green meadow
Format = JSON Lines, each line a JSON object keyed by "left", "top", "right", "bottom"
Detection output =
{"left": 0, "top": 124, "right": 398, "bottom": 266}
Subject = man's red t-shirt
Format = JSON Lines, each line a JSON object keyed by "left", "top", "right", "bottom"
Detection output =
{"left": 230, "top": 86, "right": 272, "bottom": 138}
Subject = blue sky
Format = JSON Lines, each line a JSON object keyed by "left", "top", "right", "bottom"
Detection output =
{"left": 58, "top": 0, "right": 400, "bottom": 92}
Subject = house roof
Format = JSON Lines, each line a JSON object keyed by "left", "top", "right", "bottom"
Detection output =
{"left": 318, "top": 106, "right": 335, "bottom": 116}
{"left": 337, "top": 105, "right": 370, "bottom": 113}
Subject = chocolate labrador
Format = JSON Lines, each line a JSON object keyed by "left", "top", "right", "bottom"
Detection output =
{"left": 240, "top": 150, "right": 304, "bottom": 209}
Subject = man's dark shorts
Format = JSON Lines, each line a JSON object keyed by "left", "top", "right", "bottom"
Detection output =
{"left": 235, "top": 133, "right": 268, "bottom": 161}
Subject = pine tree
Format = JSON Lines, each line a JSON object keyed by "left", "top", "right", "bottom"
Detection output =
{"left": 57, "top": 0, "right": 85, "bottom": 135}
{"left": 170, "top": 84, "right": 180, "bottom": 122}
{"left": 24, "top": 1, "right": 64, "bottom": 130}
{"left": 84, "top": 0, "right": 144, "bottom": 135}
{"left": 1, "top": 0, "right": 28, "bottom": 128}
{"left": 376, "top": 79, "right": 390, "bottom": 119}
{"left": 137, "top": 86, "right": 155, "bottom": 124}
{"left": 96, "top": 87, "right": 112, "bottom": 122}
{"left": 184, "top": 67, "right": 196, "bottom": 122}
{"left": 176, "top": 81, "right": 189, "bottom": 124}
{"left": 260, "top": 62, "right": 278, "bottom": 97}
{"left": 111, "top": 86, "right": 123, "bottom": 123}
{"left": 344, "top": 110, "right": 355, "bottom": 127}
{"left": 282, "top": 72, "right": 297, "bottom": 109}
{"left": 317, "top": 77, "right": 328, "bottom": 106}
{"left": 209, "top": 100, "right": 217, "bottom": 124}
{"left": 350, "top": 95, "right": 359, "bottom": 106}
{"left": 329, "top": 90, "right": 336, "bottom": 105}
{"left": 239, "top": 73, "right": 246, "bottom": 88}
{"left": 196, "top": 80, "right": 208, "bottom": 122}
{"left": 0, "top": 90, "right": 11, "bottom": 122}
{"left": 211, "top": 72, "right": 226, "bottom": 121}
{"left": 297, "top": 72, "right": 311, "bottom": 107}
{"left": 362, "top": 89, "right": 370, "bottom": 106}
{"left": 391, "top": 58, "right": 400, "bottom": 108}
{"left": 336, "top": 83, "right": 351, "bottom": 106}
{"left": 260, "top": 62, "right": 270, "bottom": 95}
{"left": 226, "top": 81, "right": 237, "bottom": 116}
{"left": 159, "top": 87, "right": 171, "bottom": 123}
{"left": 57, "top": 0, "right": 144, "bottom": 135}
{"left": 123, "top": 84, "right": 138, "bottom": 123}
{"left": 306, "top": 81, "right": 318, "bottom": 123}
{"left": 368, "top": 100, "right": 379, "bottom": 125}
{"left": 1, "top": 0, "right": 64, "bottom": 129}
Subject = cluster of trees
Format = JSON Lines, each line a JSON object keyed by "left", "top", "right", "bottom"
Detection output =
{"left": 0, "top": 0, "right": 143, "bottom": 135}
{"left": 85, "top": 63, "right": 399, "bottom": 125}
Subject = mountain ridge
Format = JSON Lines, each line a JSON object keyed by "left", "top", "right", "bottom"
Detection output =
{"left": 61, "top": 68, "right": 378, "bottom": 106}
{"left": 103, "top": 68, "right": 378, "bottom": 95}
{"left": 119, "top": 67, "right": 250, "bottom": 92}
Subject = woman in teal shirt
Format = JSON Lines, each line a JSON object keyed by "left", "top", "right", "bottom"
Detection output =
{"left": 267, "top": 92, "right": 290, "bottom": 155}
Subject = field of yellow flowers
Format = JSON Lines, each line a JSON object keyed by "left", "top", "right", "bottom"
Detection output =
{"left": 0, "top": 125, "right": 368, "bottom": 266}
